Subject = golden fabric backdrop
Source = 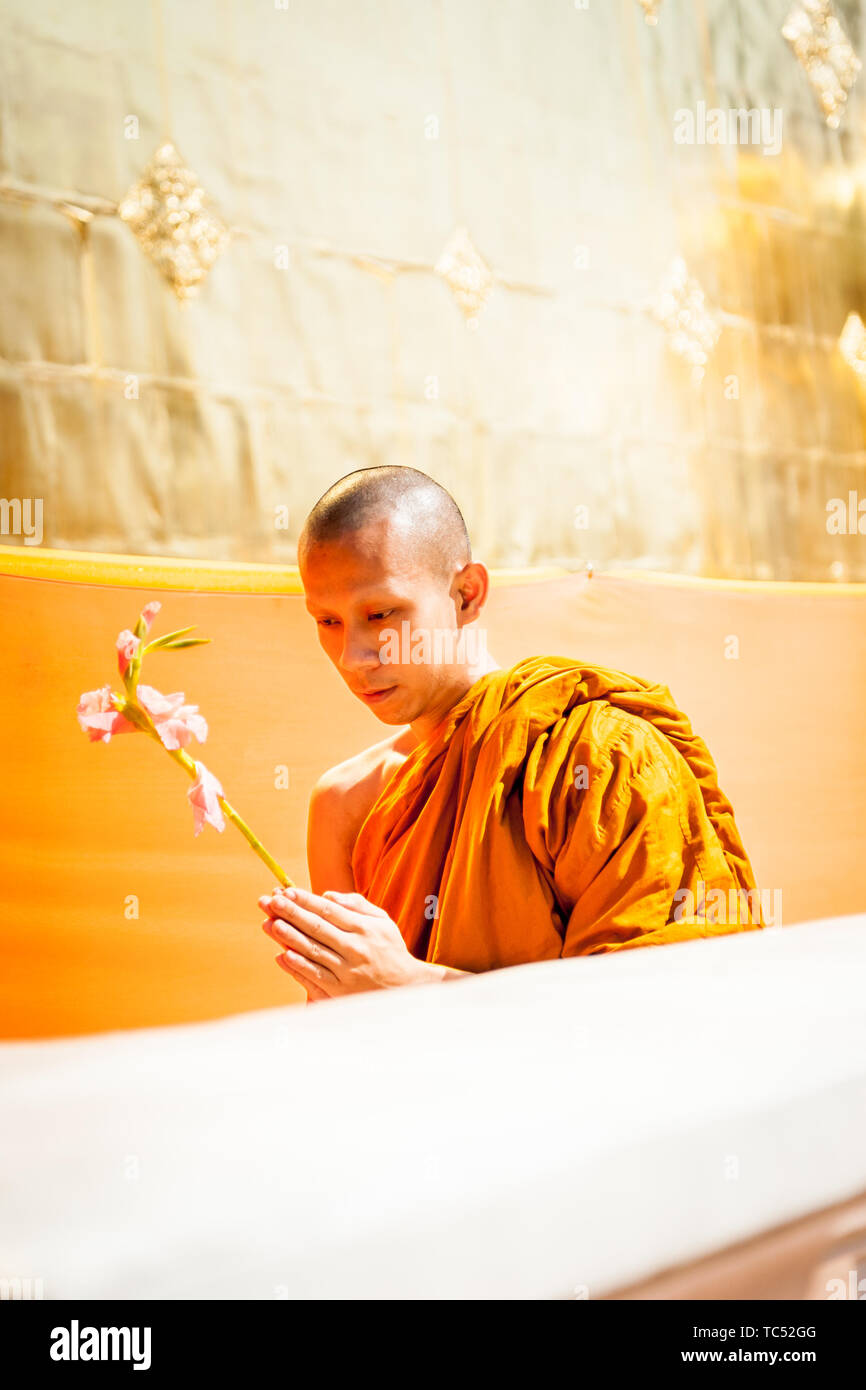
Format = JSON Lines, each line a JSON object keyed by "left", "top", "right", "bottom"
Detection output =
{"left": 0, "top": 0, "right": 865, "bottom": 577}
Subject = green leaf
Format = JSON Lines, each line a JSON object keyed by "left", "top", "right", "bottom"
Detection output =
{"left": 143, "top": 626, "right": 197, "bottom": 652}
{"left": 159, "top": 638, "right": 212, "bottom": 649}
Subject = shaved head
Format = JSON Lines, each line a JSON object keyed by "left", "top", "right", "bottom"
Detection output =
{"left": 298, "top": 466, "right": 494, "bottom": 735}
{"left": 299, "top": 466, "right": 471, "bottom": 581}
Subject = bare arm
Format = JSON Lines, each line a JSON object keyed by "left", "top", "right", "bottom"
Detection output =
{"left": 306, "top": 778, "right": 358, "bottom": 896}
{"left": 302, "top": 765, "right": 471, "bottom": 986}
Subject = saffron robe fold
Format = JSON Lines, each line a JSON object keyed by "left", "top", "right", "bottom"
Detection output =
{"left": 351, "top": 656, "right": 764, "bottom": 971}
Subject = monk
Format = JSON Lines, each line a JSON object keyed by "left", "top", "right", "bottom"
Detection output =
{"left": 258, "top": 466, "right": 763, "bottom": 1000}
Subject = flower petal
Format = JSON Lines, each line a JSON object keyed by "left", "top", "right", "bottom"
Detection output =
{"left": 140, "top": 601, "right": 162, "bottom": 633}
{"left": 115, "top": 630, "right": 140, "bottom": 676}
{"left": 137, "top": 686, "right": 207, "bottom": 746}
{"left": 77, "top": 686, "right": 136, "bottom": 743}
{"left": 187, "top": 761, "right": 226, "bottom": 836}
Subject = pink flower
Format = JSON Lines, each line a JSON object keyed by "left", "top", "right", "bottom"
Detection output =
{"left": 188, "top": 761, "right": 226, "bottom": 836}
{"left": 140, "top": 601, "right": 161, "bottom": 632}
{"left": 77, "top": 686, "right": 137, "bottom": 743}
{"left": 137, "top": 684, "right": 208, "bottom": 750}
{"left": 116, "top": 629, "right": 141, "bottom": 676}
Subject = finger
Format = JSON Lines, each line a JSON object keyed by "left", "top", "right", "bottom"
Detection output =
{"left": 322, "top": 889, "right": 389, "bottom": 917}
{"left": 273, "top": 948, "right": 337, "bottom": 995}
{"left": 259, "top": 888, "right": 366, "bottom": 946}
{"left": 261, "top": 917, "right": 346, "bottom": 973}
{"left": 258, "top": 893, "right": 358, "bottom": 957}
{"left": 274, "top": 954, "right": 330, "bottom": 1001}
{"left": 269, "top": 885, "right": 382, "bottom": 933}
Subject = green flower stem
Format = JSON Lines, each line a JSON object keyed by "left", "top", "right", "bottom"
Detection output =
{"left": 119, "top": 696, "right": 294, "bottom": 888}
{"left": 217, "top": 798, "right": 292, "bottom": 886}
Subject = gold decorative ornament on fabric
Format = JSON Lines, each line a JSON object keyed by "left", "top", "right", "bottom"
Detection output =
{"left": 838, "top": 311, "right": 866, "bottom": 383}
{"left": 782, "top": 0, "right": 861, "bottom": 129}
{"left": 118, "top": 142, "right": 230, "bottom": 300}
{"left": 435, "top": 226, "right": 494, "bottom": 322}
{"left": 637, "top": 0, "right": 662, "bottom": 24}
{"left": 652, "top": 258, "right": 721, "bottom": 384}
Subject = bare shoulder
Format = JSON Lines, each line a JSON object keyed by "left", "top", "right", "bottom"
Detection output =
{"left": 307, "top": 728, "right": 416, "bottom": 893}
{"left": 310, "top": 728, "right": 416, "bottom": 827}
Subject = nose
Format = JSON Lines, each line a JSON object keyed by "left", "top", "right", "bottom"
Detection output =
{"left": 338, "top": 624, "right": 383, "bottom": 676}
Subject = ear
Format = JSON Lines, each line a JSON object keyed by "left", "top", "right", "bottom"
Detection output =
{"left": 456, "top": 561, "right": 490, "bottom": 617}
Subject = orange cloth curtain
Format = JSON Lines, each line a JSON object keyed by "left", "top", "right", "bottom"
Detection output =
{"left": 2, "top": 549, "right": 864, "bottom": 1037}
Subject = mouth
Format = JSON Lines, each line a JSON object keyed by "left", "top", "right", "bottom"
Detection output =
{"left": 359, "top": 685, "right": 397, "bottom": 704}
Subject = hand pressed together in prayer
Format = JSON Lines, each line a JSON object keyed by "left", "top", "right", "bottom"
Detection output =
{"left": 258, "top": 886, "right": 465, "bottom": 1000}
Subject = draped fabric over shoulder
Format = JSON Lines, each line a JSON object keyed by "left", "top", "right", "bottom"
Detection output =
{"left": 351, "top": 656, "right": 764, "bottom": 971}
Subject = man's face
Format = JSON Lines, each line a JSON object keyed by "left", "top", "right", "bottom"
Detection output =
{"left": 300, "top": 519, "right": 471, "bottom": 726}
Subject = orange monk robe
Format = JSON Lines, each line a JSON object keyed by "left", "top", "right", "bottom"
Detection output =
{"left": 352, "top": 657, "right": 764, "bottom": 971}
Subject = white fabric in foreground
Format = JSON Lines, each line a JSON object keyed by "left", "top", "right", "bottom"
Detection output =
{"left": 1, "top": 916, "right": 865, "bottom": 1300}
